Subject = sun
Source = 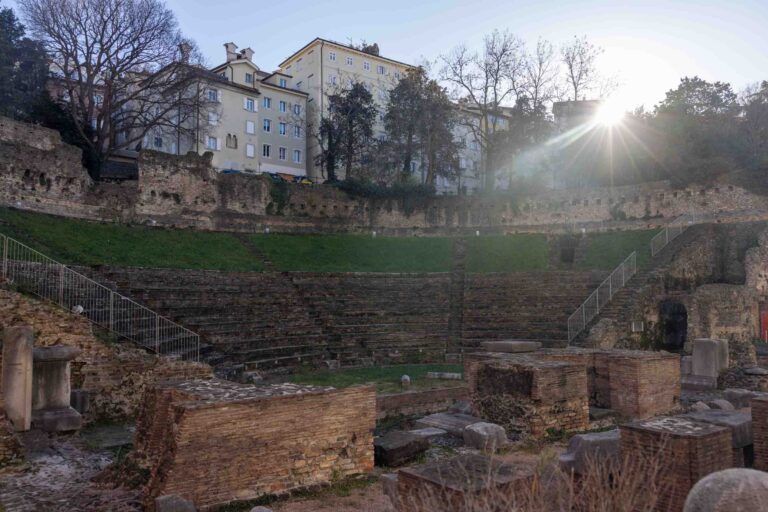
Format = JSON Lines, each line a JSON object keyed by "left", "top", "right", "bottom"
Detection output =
{"left": 595, "top": 99, "right": 626, "bottom": 127}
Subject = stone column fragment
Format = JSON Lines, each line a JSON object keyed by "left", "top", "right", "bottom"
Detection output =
{"left": 1, "top": 326, "right": 34, "bottom": 431}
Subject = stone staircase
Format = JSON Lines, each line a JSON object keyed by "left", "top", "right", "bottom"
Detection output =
{"left": 570, "top": 224, "right": 709, "bottom": 347}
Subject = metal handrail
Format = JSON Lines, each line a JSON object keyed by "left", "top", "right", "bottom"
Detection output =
{"left": 567, "top": 251, "right": 637, "bottom": 344}
{"left": 0, "top": 233, "right": 199, "bottom": 361}
{"left": 650, "top": 212, "right": 696, "bottom": 257}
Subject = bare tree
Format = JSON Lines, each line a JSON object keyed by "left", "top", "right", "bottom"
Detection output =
{"left": 524, "top": 38, "right": 560, "bottom": 114}
{"left": 19, "top": 0, "right": 212, "bottom": 176}
{"left": 440, "top": 30, "right": 526, "bottom": 191}
{"left": 560, "top": 35, "right": 603, "bottom": 101}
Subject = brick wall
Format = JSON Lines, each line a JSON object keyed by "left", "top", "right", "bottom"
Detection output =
{"left": 0, "top": 287, "right": 212, "bottom": 422}
{"left": 753, "top": 396, "right": 768, "bottom": 471}
{"left": 136, "top": 379, "right": 376, "bottom": 510}
{"left": 376, "top": 386, "right": 468, "bottom": 420}
{"left": 620, "top": 417, "right": 732, "bottom": 512}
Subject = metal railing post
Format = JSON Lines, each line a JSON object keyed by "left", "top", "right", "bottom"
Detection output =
{"left": 109, "top": 292, "right": 114, "bottom": 331}
{"left": 1, "top": 235, "right": 7, "bottom": 280}
{"left": 155, "top": 316, "right": 160, "bottom": 354}
{"left": 58, "top": 264, "right": 65, "bottom": 306}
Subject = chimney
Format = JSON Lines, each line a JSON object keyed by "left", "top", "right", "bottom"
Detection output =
{"left": 241, "top": 47, "right": 254, "bottom": 62}
{"left": 224, "top": 42, "right": 238, "bottom": 62}
{"left": 178, "top": 42, "right": 193, "bottom": 64}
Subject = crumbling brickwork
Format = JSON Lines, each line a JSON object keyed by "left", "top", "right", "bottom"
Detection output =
{"left": 620, "top": 417, "right": 732, "bottom": 512}
{"left": 468, "top": 356, "right": 589, "bottom": 437}
{"left": 0, "top": 287, "right": 211, "bottom": 422}
{"left": 136, "top": 379, "right": 376, "bottom": 510}
{"left": 753, "top": 396, "right": 768, "bottom": 471}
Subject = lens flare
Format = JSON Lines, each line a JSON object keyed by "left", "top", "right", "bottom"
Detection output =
{"left": 595, "top": 99, "right": 626, "bottom": 127}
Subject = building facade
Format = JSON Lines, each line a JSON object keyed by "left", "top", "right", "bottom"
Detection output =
{"left": 146, "top": 43, "right": 308, "bottom": 177}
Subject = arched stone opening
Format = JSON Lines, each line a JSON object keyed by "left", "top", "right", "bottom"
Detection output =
{"left": 659, "top": 300, "right": 688, "bottom": 352}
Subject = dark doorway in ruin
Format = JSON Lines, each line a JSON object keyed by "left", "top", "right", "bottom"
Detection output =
{"left": 659, "top": 300, "right": 688, "bottom": 352}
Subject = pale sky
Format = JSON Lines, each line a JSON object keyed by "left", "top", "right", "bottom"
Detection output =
{"left": 10, "top": 0, "right": 768, "bottom": 109}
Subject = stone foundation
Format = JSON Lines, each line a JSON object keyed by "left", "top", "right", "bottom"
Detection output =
{"left": 136, "top": 378, "right": 376, "bottom": 510}
{"left": 620, "top": 416, "right": 732, "bottom": 512}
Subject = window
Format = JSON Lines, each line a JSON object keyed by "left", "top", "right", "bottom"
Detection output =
{"left": 293, "top": 104, "right": 302, "bottom": 115}
{"left": 262, "top": 144, "right": 270, "bottom": 158}
{"left": 328, "top": 75, "right": 337, "bottom": 85}
{"left": 245, "top": 73, "right": 254, "bottom": 84}
{"left": 245, "top": 120, "right": 255, "bottom": 134}
{"left": 293, "top": 125, "right": 301, "bottom": 138}
{"left": 279, "top": 122, "right": 286, "bottom": 135}
{"left": 208, "top": 112, "right": 218, "bottom": 126}
{"left": 279, "top": 100, "right": 286, "bottom": 112}
{"left": 246, "top": 143, "right": 255, "bottom": 158}
{"left": 377, "top": 65, "right": 386, "bottom": 75}
{"left": 263, "top": 119, "right": 271, "bottom": 132}
{"left": 153, "top": 136, "right": 163, "bottom": 148}
{"left": 363, "top": 61, "right": 370, "bottom": 71}
{"left": 329, "top": 51, "right": 336, "bottom": 61}
{"left": 206, "top": 136, "right": 218, "bottom": 150}
{"left": 279, "top": 147, "right": 286, "bottom": 160}
{"left": 293, "top": 149, "right": 302, "bottom": 163}
{"left": 244, "top": 97, "right": 256, "bottom": 111}
{"left": 226, "top": 134, "right": 238, "bottom": 149}
{"left": 394, "top": 72, "right": 401, "bottom": 80}
{"left": 279, "top": 78, "right": 287, "bottom": 88}
{"left": 263, "top": 97, "right": 272, "bottom": 109}
{"left": 346, "top": 56, "right": 353, "bottom": 66}
{"left": 208, "top": 89, "right": 220, "bottom": 102}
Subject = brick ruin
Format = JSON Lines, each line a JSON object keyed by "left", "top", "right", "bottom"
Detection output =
{"left": 135, "top": 378, "right": 376, "bottom": 509}
{"left": 620, "top": 416, "right": 732, "bottom": 512}
{"left": 753, "top": 396, "right": 768, "bottom": 471}
{"left": 464, "top": 348, "right": 680, "bottom": 436}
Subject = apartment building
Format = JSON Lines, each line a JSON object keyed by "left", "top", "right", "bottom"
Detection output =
{"left": 146, "top": 43, "right": 308, "bottom": 176}
{"left": 278, "top": 38, "right": 414, "bottom": 180}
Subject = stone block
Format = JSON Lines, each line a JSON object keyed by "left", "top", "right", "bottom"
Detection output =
{"left": 1, "top": 326, "right": 34, "bottom": 431}
{"left": 682, "top": 375, "right": 718, "bottom": 391}
{"left": 155, "top": 495, "right": 196, "bottom": 512}
{"left": 724, "top": 388, "right": 767, "bottom": 408}
{"left": 684, "top": 468, "right": 768, "bottom": 512}
{"left": 31, "top": 407, "right": 82, "bottom": 433}
{"left": 690, "top": 401, "right": 711, "bottom": 412}
{"left": 449, "top": 400, "right": 473, "bottom": 415}
{"left": 248, "top": 508, "right": 273, "bottom": 512}
{"left": 692, "top": 339, "right": 729, "bottom": 379}
{"left": 682, "top": 410, "right": 753, "bottom": 449}
{"left": 408, "top": 427, "right": 447, "bottom": 439}
{"left": 425, "top": 372, "right": 462, "bottom": 380}
{"left": 374, "top": 431, "right": 429, "bottom": 467}
{"left": 70, "top": 389, "right": 90, "bottom": 415}
{"left": 414, "top": 412, "right": 483, "bottom": 437}
{"left": 481, "top": 340, "right": 542, "bottom": 353}
{"left": 681, "top": 356, "right": 693, "bottom": 376}
{"left": 708, "top": 399, "right": 735, "bottom": 411}
{"left": 559, "top": 429, "right": 620, "bottom": 475}
{"left": 462, "top": 422, "right": 507, "bottom": 453}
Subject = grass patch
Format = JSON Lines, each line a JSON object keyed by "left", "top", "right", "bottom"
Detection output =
{"left": 288, "top": 364, "right": 463, "bottom": 393}
{"left": 0, "top": 207, "right": 262, "bottom": 271}
{"left": 251, "top": 233, "right": 454, "bottom": 272}
{"left": 465, "top": 234, "right": 549, "bottom": 272}
{"left": 576, "top": 229, "right": 656, "bottom": 270}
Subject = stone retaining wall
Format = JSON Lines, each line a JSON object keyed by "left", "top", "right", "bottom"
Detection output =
{"left": 136, "top": 379, "right": 376, "bottom": 510}
{"left": 3, "top": 116, "right": 768, "bottom": 236}
{"left": 376, "top": 386, "right": 469, "bottom": 420}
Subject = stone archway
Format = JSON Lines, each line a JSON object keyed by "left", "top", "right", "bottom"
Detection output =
{"left": 659, "top": 300, "right": 688, "bottom": 352}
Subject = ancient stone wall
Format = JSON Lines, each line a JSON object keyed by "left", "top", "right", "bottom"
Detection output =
{"left": 753, "top": 396, "right": 768, "bottom": 471}
{"left": 746, "top": 228, "right": 768, "bottom": 296}
{"left": 376, "top": 386, "right": 468, "bottom": 420}
{"left": 3, "top": 116, "right": 768, "bottom": 236}
{"left": 0, "top": 287, "right": 212, "bottom": 422}
{"left": 136, "top": 379, "right": 375, "bottom": 509}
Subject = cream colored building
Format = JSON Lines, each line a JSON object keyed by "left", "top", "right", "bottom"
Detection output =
{"left": 278, "top": 38, "right": 414, "bottom": 180}
{"left": 146, "top": 43, "right": 308, "bottom": 177}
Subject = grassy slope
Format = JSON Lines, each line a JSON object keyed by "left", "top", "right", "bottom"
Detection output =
{"left": 0, "top": 208, "right": 263, "bottom": 271}
{"left": 0, "top": 207, "right": 658, "bottom": 273}
{"left": 288, "top": 364, "right": 464, "bottom": 393}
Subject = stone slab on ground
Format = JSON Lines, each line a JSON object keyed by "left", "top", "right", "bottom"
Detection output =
{"left": 559, "top": 429, "right": 620, "bottom": 475}
{"left": 374, "top": 431, "right": 429, "bottom": 467}
{"left": 81, "top": 424, "right": 134, "bottom": 450}
{"left": 414, "top": 412, "right": 483, "bottom": 437}
{"left": 682, "top": 375, "right": 718, "bottom": 391}
{"left": 481, "top": 341, "right": 542, "bottom": 353}
{"left": 156, "top": 495, "right": 196, "bottom": 512}
{"left": 31, "top": 407, "right": 81, "bottom": 433}
{"left": 682, "top": 410, "right": 753, "bottom": 448}
{"left": 724, "top": 388, "right": 768, "bottom": 408}
{"left": 589, "top": 407, "right": 617, "bottom": 420}
{"left": 408, "top": 428, "right": 447, "bottom": 439}
{"left": 462, "top": 422, "right": 507, "bottom": 453}
{"left": 396, "top": 453, "right": 534, "bottom": 511}
{"left": 426, "top": 372, "right": 462, "bottom": 380}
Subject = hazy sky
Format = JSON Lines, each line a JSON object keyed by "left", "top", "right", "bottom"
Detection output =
{"left": 10, "top": 0, "right": 768, "bottom": 109}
